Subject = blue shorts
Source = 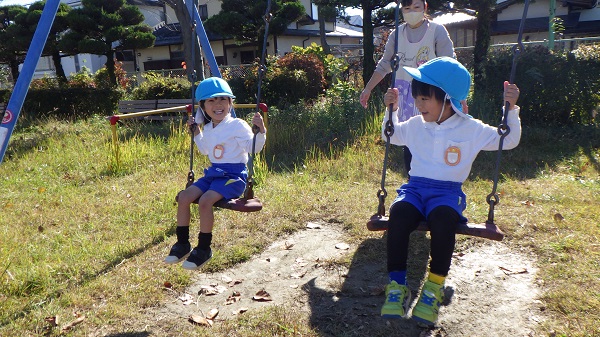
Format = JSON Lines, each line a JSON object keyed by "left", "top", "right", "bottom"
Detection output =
{"left": 391, "top": 176, "right": 468, "bottom": 223}
{"left": 192, "top": 163, "right": 247, "bottom": 200}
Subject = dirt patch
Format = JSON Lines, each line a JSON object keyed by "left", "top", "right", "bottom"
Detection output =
{"left": 154, "top": 222, "right": 544, "bottom": 336}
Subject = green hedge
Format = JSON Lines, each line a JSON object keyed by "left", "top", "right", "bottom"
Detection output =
{"left": 474, "top": 44, "right": 600, "bottom": 125}
{"left": 22, "top": 87, "right": 120, "bottom": 119}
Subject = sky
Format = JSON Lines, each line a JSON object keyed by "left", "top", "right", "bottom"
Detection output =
{"left": 0, "top": 0, "right": 33, "bottom": 5}
{"left": 2, "top": 0, "right": 365, "bottom": 15}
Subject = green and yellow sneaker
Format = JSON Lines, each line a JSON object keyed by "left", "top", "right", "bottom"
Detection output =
{"left": 381, "top": 281, "right": 411, "bottom": 318}
{"left": 412, "top": 280, "right": 444, "bottom": 326}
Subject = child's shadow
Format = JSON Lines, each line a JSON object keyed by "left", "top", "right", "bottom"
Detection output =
{"left": 302, "top": 231, "right": 455, "bottom": 336}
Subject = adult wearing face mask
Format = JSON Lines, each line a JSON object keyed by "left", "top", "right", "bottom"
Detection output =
{"left": 360, "top": 0, "right": 455, "bottom": 174}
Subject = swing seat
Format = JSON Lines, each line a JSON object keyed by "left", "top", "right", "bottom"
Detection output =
{"left": 213, "top": 197, "right": 263, "bottom": 212}
{"left": 175, "top": 191, "right": 263, "bottom": 212}
{"left": 367, "top": 214, "right": 505, "bottom": 241}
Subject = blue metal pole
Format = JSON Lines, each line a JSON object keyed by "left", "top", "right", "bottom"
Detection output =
{"left": 185, "top": 0, "right": 221, "bottom": 77}
{"left": 0, "top": 0, "right": 61, "bottom": 165}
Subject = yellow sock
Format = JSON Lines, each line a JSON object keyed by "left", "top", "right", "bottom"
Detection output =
{"left": 428, "top": 272, "right": 446, "bottom": 285}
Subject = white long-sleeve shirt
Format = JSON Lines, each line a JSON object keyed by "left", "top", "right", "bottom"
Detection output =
{"left": 382, "top": 108, "right": 521, "bottom": 183}
{"left": 193, "top": 114, "right": 266, "bottom": 164}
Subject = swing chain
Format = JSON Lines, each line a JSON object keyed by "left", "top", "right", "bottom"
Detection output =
{"left": 245, "top": 0, "right": 272, "bottom": 200}
{"left": 486, "top": 0, "right": 530, "bottom": 224}
{"left": 374, "top": 1, "right": 401, "bottom": 217}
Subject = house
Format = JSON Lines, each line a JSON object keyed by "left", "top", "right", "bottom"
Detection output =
{"left": 15, "top": 0, "right": 361, "bottom": 79}
{"left": 491, "top": 0, "right": 600, "bottom": 47}
{"left": 76, "top": 0, "right": 362, "bottom": 75}
{"left": 436, "top": 0, "right": 600, "bottom": 49}
{"left": 128, "top": 0, "right": 362, "bottom": 73}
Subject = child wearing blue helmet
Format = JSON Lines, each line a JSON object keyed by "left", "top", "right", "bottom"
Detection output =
{"left": 164, "top": 77, "right": 266, "bottom": 270}
{"left": 380, "top": 57, "right": 521, "bottom": 326}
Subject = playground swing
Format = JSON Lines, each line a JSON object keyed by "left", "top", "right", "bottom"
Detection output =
{"left": 175, "top": 0, "right": 273, "bottom": 213}
{"left": 366, "top": 0, "right": 531, "bottom": 241}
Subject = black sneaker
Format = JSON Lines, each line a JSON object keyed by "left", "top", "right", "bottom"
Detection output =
{"left": 182, "top": 247, "right": 212, "bottom": 270}
{"left": 163, "top": 242, "right": 191, "bottom": 264}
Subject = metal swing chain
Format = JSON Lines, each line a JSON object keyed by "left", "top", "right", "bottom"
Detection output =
{"left": 486, "top": 0, "right": 530, "bottom": 223}
{"left": 186, "top": 17, "right": 198, "bottom": 188}
{"left": 376, "top": 0, "right": 401, "bottom": 217}
{"left": 244, "top": 0, "right": 272, "bottom": 199}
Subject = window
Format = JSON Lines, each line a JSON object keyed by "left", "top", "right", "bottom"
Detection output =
{"left": 240, "top": 50, "right": 255, "bottom": 64}
{"left": 199, "top": 5, "right": 208, "bottom": 20}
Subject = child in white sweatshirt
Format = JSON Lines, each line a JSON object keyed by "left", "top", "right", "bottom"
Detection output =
{"left": 380, "top": 57, "right": 521, "bottom": 325}
{"left": 164, "top": 77, "right": 266, "bottom": 270}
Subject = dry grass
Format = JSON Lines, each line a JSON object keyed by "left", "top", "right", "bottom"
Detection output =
{"left": 0, "top": 114, "right": 598, "bottom": 336}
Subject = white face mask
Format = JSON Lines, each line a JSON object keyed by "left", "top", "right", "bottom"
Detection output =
{"left": 404, "top": 11, "right": 425, "bottom": 26}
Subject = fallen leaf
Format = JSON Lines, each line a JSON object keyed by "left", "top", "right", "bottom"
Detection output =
{"left": 206, "top": 308, "right": 219, "bottom": 320}
{"left": 44, "top": 316, "right": 58, "bottom": 327}
{"left": 163, "top": 281, "right": 172, "bottom": 288}
{"left": 499, "top": 266, "right": 528, "bottom": 275}
{"left": 228, "top": 279, "right": 242, "bottom": 287}
{"left": 38, "top": 187, "right": 46, "bottom": 193}
{"left": 225, "top": 291, "right": 242, "bottom": 305}
{"left": 61, "top": 314, "right": 85, "bottom": 332}
{"left": 38, "top": 225, "right": 44, "bottom": 232}
{"left": 189, "top": 314, "right": 213, "bottom": 327}
{"left": 233, "top": 307, "right": 249, "bottom": 315}
{"left": 199, "top": 285, "right": 219, "bottom": 296}
{"left": 178, "top": 293, "right": 194, "bottom": 305}
{"left": 521, "top": 200, "right": 535, "bottom": 206}
{"left": 335, "top": 242, "right": 350, "bottom": 250}
{"left": 553, "top": 213, "right": 565, "bottom": 221}
{"left": 253, "top": 289, "right": 272, "bottom": 301}
{"left": 290, "top": 270, "right": 307, "bottom": 279}
{"left": 306, "top": 222, "right": 322, "bottom": 229}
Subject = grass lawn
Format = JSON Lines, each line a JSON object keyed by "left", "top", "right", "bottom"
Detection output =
{"left": 0, "top": 113, "right": 599, "bottom": 336}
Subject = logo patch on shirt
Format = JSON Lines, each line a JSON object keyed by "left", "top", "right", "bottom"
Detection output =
{"left": 444, "top": 146, "right": 461, "bottom": 166}
{"left": 213, "top": 144, "right": 224, "bottom": 159}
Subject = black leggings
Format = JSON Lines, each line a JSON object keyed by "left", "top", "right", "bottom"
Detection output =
{"left": 387, "top": 201, "right": 459, "bottom": 276}
{"left": 402, "top": 146, "right": 412, "bottom": 175}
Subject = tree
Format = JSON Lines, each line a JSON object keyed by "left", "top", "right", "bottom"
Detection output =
{"left": 453, "top": 0, "right": 495, "bottom": 94}
{"left": 203, "top": 0, "right": 305, "bottom": 53}
{"left": 59, "top": 0, "right": 155, "bottom": 86}
{"left": 338, "top": 0, "right": 395, "bottom": 87}
{"left": 157, "top": 0, "right": 202, "bottom": 81}
{"left": 313, "top": 0, "right": 344, "bottom": 55}
{"left": 14, "top": 1, "right": 71, "bottom": 82}
{"left": 0, "top": 5, "right": 27, "bottom": 83}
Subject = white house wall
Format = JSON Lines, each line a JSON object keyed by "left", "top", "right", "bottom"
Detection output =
{"left": 579, "top": 5, "right": 600, "bottom": 21}
{"left": 497, "top": 0, "right": 568, "bottom": 20}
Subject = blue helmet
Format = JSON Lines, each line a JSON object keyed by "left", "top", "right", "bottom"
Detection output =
{"left": 195, "top": 77, "right": 236, "bottom": 101}
{"left": 403, "top": 56, "right": 471, "bottom": 118}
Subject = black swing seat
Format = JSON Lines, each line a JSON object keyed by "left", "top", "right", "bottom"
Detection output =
{"left": 367, "top": 214, "right": 504, "bottom": 241}
{"left": 175, "top": 191, "right": 263, "bottom": 212}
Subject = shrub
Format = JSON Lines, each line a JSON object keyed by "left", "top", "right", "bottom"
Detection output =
{"left": 477, "top": 44, "right": 600, "bottom": 125}
{"left": 94, "top": 61, "right": 131, "bottom": 90}
{"left": 130, "top": 72, "right": 190, "bottom": 99}
{"left": 291, "top": 42, "right": 348, "bottom": 86}
{"left": 67, "top": 67, "right": 96, "bottom": 89}
{"left": 264, "top": 52, "right": 325, "bottom": 106}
